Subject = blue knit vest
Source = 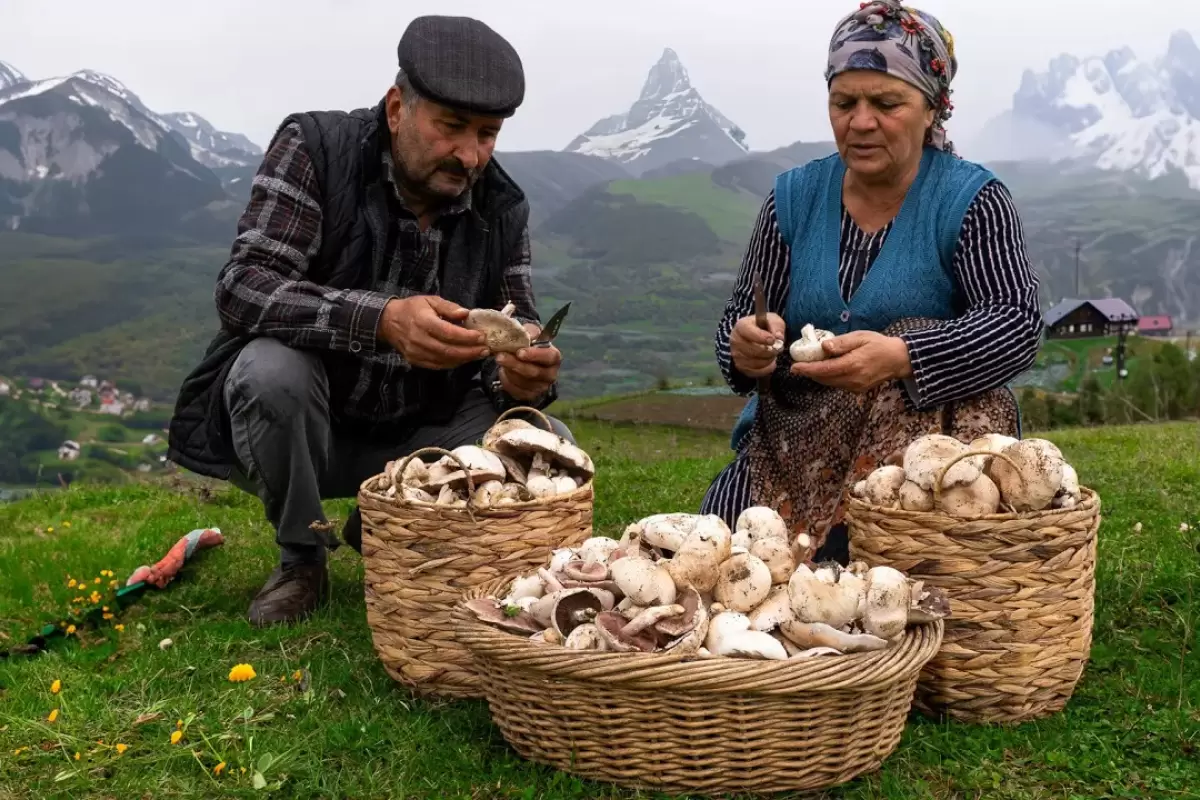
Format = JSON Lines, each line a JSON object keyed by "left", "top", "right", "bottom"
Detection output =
{"left": 730, "top": 147, "right": 996, "bottom": 450}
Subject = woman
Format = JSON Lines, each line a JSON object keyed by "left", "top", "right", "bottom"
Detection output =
{"left": 700, "top": 0, "right": 1044, "bottom": 563}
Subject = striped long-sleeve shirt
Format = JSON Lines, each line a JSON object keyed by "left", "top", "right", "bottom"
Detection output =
{"left": 715, "top": 181, "right": 1043, "bottom": 409}
{"left": 213, "top": 122, "right": 543, "bottom": 424}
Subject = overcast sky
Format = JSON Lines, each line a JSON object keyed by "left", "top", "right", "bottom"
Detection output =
{"left": 2, "top": 0, "right": 1194, "bottom": 155}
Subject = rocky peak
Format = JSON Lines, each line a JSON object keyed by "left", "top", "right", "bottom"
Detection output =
{"left": 0, "top": 61, "right": 24, "bottom": 91}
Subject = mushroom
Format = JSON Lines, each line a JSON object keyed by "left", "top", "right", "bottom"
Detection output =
{"left": 525, "top": 475, "right": 558, "bottom": 499}
{"left": 788, "top": 562, "right": 866, "bottom": 630}
{"left": 553, "top": 476, "right": 577, "bottom": 494}
{"left": 713, "top": 552, "right": 772, "bottom": 613}
{"left": 500, "top": 574, "right": 545, "bottom": 608}
{"left": 778, "top": 620, "right": 890, "bottom": 653}
{"left": 487, "top": 427, "right": 595, "bottom": 483}
{"left": 465, "top": 302, "right": 531, "bottom": 354}
{"left": 482, "top": 418, "right": 535, "bottom": 450}
{"left": 563, "top": 623, "right": 607, "bottom": 651}
{"left": 594, "top": 610, "right": 659, "bottom": 652}
{"left": 622, "top": 603, "right": 686, "bottom": 637}
{"left": 861, "top": 566, "right": 911, "bottom": 640}
{"left": 464, "top": 598, "right": 544, "bottom": 635}
{"left": 576, "top": 536, "right": 621, "bottom": 565}
{"left": 472, "top": 480, "right": 505, "bottom": 506}
{"left": 435, "top": 484, "right": 459, "bottom": 505}
{"left": 863, "top": 465, "right": 907, "bottom": 507}
{"left": 705, "top": 610, "right": 788, "bottom": 660}
{"left": 401, "top": 486, "right": 436, "bottom": 504}
{"left": 788, "top": 323, "right": 834, "bottom": 363}
{"left": 561, "top": 560, "right": 609, "bottom": 583}
{"left": 747, "top": 584, "right": 794, "bottom": 631}
{"left": 654, "top": 586, "right": 703, "bottom": 639}
{"left": 966, "top": 433, "right": 1019, "bottom": 470}
{"left": 899, "top": 481, "right": 934, "bottom": 512}
{"left": 733, "top": 506, "right": 788, "bottom": 550}
{"left": 749, "top": 537, "right": 796, "bottom": 585}
{"left": 985, "top": 439, "right": 1065, "bottom": 512}
{"left": 528, "top": 588, "right": 612, "bottom": 639}
{"left": 908, "top": 580, "right": 951, "bottom": 623}
{"left": 936, "top": 472, "right": 1001, "bottom": 518}
{"left": 634, "top": 513, "right": 699, "bottom": 553}
{"left": 611, "top": 556, "right": 677, "bottom": 606}
{"left": 903, "top": 434, "right": 980, "bottom": 491}
{"left": 548, "top": 548, "right": 578, "bottom": 574}
{"left": 662, "top": 516, "right": 732, "bottom": 593}
{"left": 1053, "top": 463, "right": 1081, "bottom": 509}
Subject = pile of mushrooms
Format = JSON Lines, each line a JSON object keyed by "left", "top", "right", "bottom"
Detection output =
{"left": 463, "top": 507, "right": 949, "bottom": 660}
{"left": 385, "top": 418, "right": 594, "bottom": 507}
{"left": 852, "top": 433, "right": 1081, "bottom": 518}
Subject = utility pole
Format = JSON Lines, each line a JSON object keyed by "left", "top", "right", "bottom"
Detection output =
{"left": 1115, "top": 314, "right": 1131, "bottom": 381}
{"left": 1074, "top": 238, "right": 1081, "bottom": 298}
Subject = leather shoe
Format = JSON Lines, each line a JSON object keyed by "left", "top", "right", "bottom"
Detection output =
{"left": 247, "top": 562, "right": 330, "bottom": 627}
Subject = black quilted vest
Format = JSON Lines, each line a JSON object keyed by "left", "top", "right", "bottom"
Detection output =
{"left": 166, "top": 99, "right": 530, "bottom": 480}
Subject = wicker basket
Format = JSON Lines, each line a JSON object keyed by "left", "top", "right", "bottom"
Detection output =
{"left": 453, "top": 579, "right": 944, "bottom": 797}
{"left": 845, "top": 449, "right": 1100, "bottom": 725}
{"left": 358, "top": 407, "right": 595, "bottom": 700}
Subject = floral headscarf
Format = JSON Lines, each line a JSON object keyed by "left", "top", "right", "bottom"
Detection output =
{"left": 825, "top": 1, "right": 958, "bottom": 153}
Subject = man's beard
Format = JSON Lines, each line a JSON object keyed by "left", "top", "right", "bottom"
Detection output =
{"left": 392, "top": 146, "right": 480, "bottom": 203}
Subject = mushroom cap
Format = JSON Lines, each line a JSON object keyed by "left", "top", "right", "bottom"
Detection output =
{"left": 778, "top": 620, "right": 890, "bottom": 653}
{"left": 464, "top": 598, "right": 544, "bottom": 635}
{"left": 966, "top": 433, "right": 1019, "bottom": 470}
{"left": 749, "top": 537, "right": 796, "bottom": 585}
{"left": 862, "top": 566, "right": 911, "bottom": 640}
{"left": 788, "top": 562, "right": 866, "bottom": 630}
{"left": 985, "top": 438, "right": 1065, "bottom": 512}
{"left": 611, "top": 556, "right": 677, "bottom": 606}
{"left": 735, "top": 506, "right": 789, "bottom": 544}
{"left": 525, "top": 475, "right": 558, "bottom": 499}
{"left": 465, "top": 307, "right": 531, "bottom": 353}
{"left": 863, "top": 465, "right": 907, "bottom": 507}
{"left": 483, "top": 418, "right": 536, "bottom": 450}
{"left": 904, "top": 434, "right": 979, "bottom": 491}
{"left": 662, "top": 516, "right": 733, "bottom": 594}
{"left": 635, "top": 513, "right": 698, "bottom": 552}
{"left": 936, "top": 473, "right": 1001, "bottom": 518}
{"left": 899, "top": 480, "right": 934, "bottom": 512}
{"left": 500, "top": 574, "right": 546, "bottom": 606}
{"left": 713, "top": 552, "right": 773, "bottom": 613}
{"left": 490, "top": 427, "right": 595, "bottom": 480}
{"left": 450, "top": 445, "right": 506, "bottom": 476}
{"left": 1054, "top": 463, "right": 1081, "bottom": 507}
{"left": 654, "top": 586, "right": 704, "bottom": 639}
{"left": 576, "top": 536, "right": 621, "bottom": 565}
{"left": 472, "top": 479, "right": 505, "bottom": 506}
{"left": 595, "top": 610, "right": 658, "bottom": 652}
{"left": 563, "top": 623, "right": 607, "bottom": 651}
{"left": 561, "top": 559, "right": 609, "bottom": 583}
{"left": 788, "top": 324, "right": 834, "bottom": 363}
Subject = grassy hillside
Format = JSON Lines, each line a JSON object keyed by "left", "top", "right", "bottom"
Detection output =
{"left": 0, "top": 419, "right": 1197, "bottom": 798}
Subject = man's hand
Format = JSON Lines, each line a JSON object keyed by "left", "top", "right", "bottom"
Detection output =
{"left": 731, "top": 313, "right": 786, "bottom": 378}
{"left": 497, "top": 323, "right": 561, "bottom": 400}
{"left": 378, "top": 295, "right": 489, "bottom": 370}
{"left": 789, "top": 331, "right": 912, "bottom": 393}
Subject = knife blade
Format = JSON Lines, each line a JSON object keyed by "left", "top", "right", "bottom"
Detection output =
{"left": 752, "top": 274, "right": 772, "bottom": 395}
{"left": 530, "top": 302, "right": 571, "bottom": 348}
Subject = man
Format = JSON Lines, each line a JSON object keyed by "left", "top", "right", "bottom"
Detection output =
{"left": 166, "top": 15, "right": 566, "bottom": 627}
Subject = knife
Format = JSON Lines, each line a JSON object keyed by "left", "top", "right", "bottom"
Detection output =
{"left": 752, "top": 274, "right": 772, "bottom": 395}
{"left": 530, "top": 302, "right": 571, "bottom": 348}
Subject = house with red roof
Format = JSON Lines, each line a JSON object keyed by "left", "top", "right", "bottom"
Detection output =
{"left": 1137, "top": 315, "right": 1173, "bottom": 337}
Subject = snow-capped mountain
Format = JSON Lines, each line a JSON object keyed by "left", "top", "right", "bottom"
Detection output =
{"left": 564, "top": 48, "right": 749, "bottom": 176}
{"left": 970, "top": 30, "right": 1200, "bottom": 190}
{"left": 0, "top": 62, "right": 258, "bottom": 236}
{"left": 162, "top": 111, "right": 262, "bottom": 169}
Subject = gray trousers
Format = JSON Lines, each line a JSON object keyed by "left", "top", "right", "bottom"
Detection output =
{"left": 222, "top": 337, "right": 573, "bottom": 551}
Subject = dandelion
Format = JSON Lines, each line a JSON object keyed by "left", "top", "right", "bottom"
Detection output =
{"left": 74, "top": 752, "right": 80, "bottom": 761}
{"left": 228, "top": 663, "right": 256, "bottom": 682}
{"left": 13, "top": 747, "right": 26, "bottom": 756}
{"left": 292, "top": 670, "right": 303, "bottom": 681}
{"left": 47, "top": 527, "right": 54, "bottom": 534}
{"left": 114, "top": 624, "right": 125, "bottom": 632}
{"left": 48, "top": 709, "right": 59, "bottom": 723}
{"left": 51, "top": 679, "right": 61, "bottom": 694}
{"left": 170, "top": 730, "right": 183, "bottom": 745}
{"left": 63, "top": 521, "right": 71, "bottom": 528}
{"left": 66, "top": 625, "right": 76, "bottom": 635}
{"left": 115, "top": 744, "right": 128, "bottom": 755}
{"left": 94, "top": 577, "right": 101, "bottom": 585}
{"left": 214, "top": 762, "right": 226, "bottom": 775}
{"left": 103, "top": 607, "right": 109, "bottom": 612}
{"left": 68, "top": 578, "right": 77, "bottom": 588}
{"left": 90, "top": 592, "right": 101, "bottom": 604}
{"left": 109, "top": 580, "right": 119, "bottom": 589}
{"left": 103, "top": 613, "right": 114, "bottom": 621}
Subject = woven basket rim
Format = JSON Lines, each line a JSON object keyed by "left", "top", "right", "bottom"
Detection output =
{"left": 452, "top": 581, "right": 944, "bottom": 696}
{"left": 847, "top": 484, "right": 1099, "bottom": 522}
{"left": 358, "top": 474, "right": 594, "bottom": 514}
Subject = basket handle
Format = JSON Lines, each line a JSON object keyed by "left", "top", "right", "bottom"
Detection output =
{"left": 388, "top": 446, "right": 480, "bottom": 507}
{"left": 493, "top": 405, "right": 555, "bottom": 434}
{"left": 931, "top": 448, "right": 1026, "bottom": 506}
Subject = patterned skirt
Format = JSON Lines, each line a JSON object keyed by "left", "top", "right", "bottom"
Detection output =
{"left": 700, "top": 319, "right": 1020, "bottom": 557}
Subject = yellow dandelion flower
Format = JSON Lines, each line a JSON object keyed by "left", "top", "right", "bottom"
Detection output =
{"left": 114, "top": 624, "right": 125, "bottom": 632}
{"left": 109, "top": 580, "right": 119, "bottom": 589}
{"left": 214, "top": 762, "right": 226, "bottom": 775}
{"left": 13, "top": 747, "right": 25, "bottom": 755}
{"left": 292, "top": 670, "right": 303, "bottom": 681}
{"left": 51, "top": 679, "right": 61, "bottom": 694}
{"left": 68, "top": 579, "right": 77, "bottom": 588}
{"left": 48, "top": 709, "right": 59, "bottom": 723}
{"left": 170, "top": 730, "right": 183, "bottom": 745}
{"left": 102, "top": 606, "right": 109, "bottom": 612}
{"left": 47, "top": 527, "right": 54, "bottom": 534}
{"left": 64, "top": 521, "right": 71, "bottom": 528}
{"left": 103, "top": 613, "right": 113, "bottom": 621}
{"left": 66, "top": 625, "right": 76, "bottom": 635}
{"left": 115, "top": 743, "right": 128, "bottom": 755}
{"left": 74, "top": 596, "right": 84, "bottom": 603}
{"left": 90, "top": 592, "right": 101, "bottom": 603}
{"left": 94, "top": 577, "right": 101, "bottom": 584}
{"left": 228, "top": 663, "right": 256, "bottom": 682}
{"left": 74, "top": 752, "right": 80, "bottom": 761}
{"left": 240, "top": 767, "right": 247, "bottom": 774}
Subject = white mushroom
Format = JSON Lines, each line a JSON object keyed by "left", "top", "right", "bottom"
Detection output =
{"left": 576, "top": 536, "right": 621, "bottom": 565}
{"left": 482, "top": 418, "right": 535, "bottom": 450}
{"left": 662, "top": 516, "right": 732, "bottom": 593}
{"left": 713, "top": 552, "right": 773, "bottom": 613}
{"left": 1053, "top": 463, "right": 1081, "bottom": 509}
{"left": 704, "top": 610, "right": 788, "bottom": 660}
{"left": 500, "top": 573, "right": 546, "bottom": 608}
{"left": 788, "top": 323, "right": 834, "bottom": 363}
{"left": 861, "top": 566, "right": 911, "bottom": 640}
{"left": 899, "top": 481, "right": 934, "bottom": 512}
{"left": 610, "top": 556, "right": 677, "bottom": 606}
{"left": 936, "top": 472, "right": 1001, "bottom": 518}
{"left": 966, "top": 433, "right": 1019, "bottom": 470}
{"left": 553, "top": 476, "right": 577, "bottom": 495}
{"left": 749, "top": 537, "right": 796, "bottom": 585}
{"left": 472, "top": 480, "right": 505, "bottom": 506}
{"left": 788, "top": 562, "right": 865, "bottom": 630}
{"left": 904, "top": 434, "right": 980, "bottom": 491}
{"left": 487, "top": 426, "right": 595, "bottom": 483}
{"left": 778, "top": 620, "right": 889, "bottom": 653}
{"left": 563, "top": 623, "right": 607, "bottom": 651}
{"left": 863, "top": 465, "right": 907, "bottom": 508}
{"left": 733, "top": 506, "right": 788, "bottom": 550}
{"left": 465, "top": 302, "right": 531, "bottom": 354}
{"left": 525, "top": 475, "right": 558, "bottom": 499}
{"left": 747, "top": 585, "right": 794, "bottom": 631}
{"left": 985, "top": 439, "right": 1065, "bottom": 512}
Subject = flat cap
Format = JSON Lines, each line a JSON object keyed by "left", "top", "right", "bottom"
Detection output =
{"left": 397, "top": 15, "right": 525, "bottom": 118}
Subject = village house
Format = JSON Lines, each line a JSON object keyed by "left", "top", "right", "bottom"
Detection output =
{"left": 28, "top": 377, "right": 45, "bottom": 392}
{"left": 69, "top": 388, "right": 92, "bottom": 408}
{"left": 133, "top": 398, "right": 152, "bottom": 413}
{"left": 142, "top": 434, "right": 161, "bottom": 445}
{"left": 58, "top": 440, "right": 81, "bottom": 461}
{"left": 1137, "top": 315, "right": 1174, "bottom": 337}
{"left": 1044, "top": 298, "right": 1140, "bottom": 340}
{"left": 0, "top": 380, "right": 9, "bottom": 397}
{"left": 99, "top": 400, "right": 126, "bottom": 416}
{"left": 79, "top": 375, "right": 99, "bottom": 389}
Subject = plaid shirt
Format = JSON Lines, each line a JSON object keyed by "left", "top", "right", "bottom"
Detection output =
{"left": 213, "top": 122, "right": 542, "bottom": 424}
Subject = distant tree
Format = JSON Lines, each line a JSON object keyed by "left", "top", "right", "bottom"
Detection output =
{"left": 96, "top": 424, "right": 127, "bottom": 443}
{"left": 1078, "top": 375, "right": 1105, "bottom": 425}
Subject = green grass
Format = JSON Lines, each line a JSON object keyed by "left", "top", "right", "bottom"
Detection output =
{"left": 606, "top": 174, "right": 761, "bottom": 244}
{"left": 1, "top": 420, "right": 1198, "bottom": 798}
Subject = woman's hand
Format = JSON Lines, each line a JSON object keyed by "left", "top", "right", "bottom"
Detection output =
{"left": 789, "top": 331, "right": 912, "bottom": 393}
{"left": 731, "top": 313, "right": 787, "bottom": 378}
